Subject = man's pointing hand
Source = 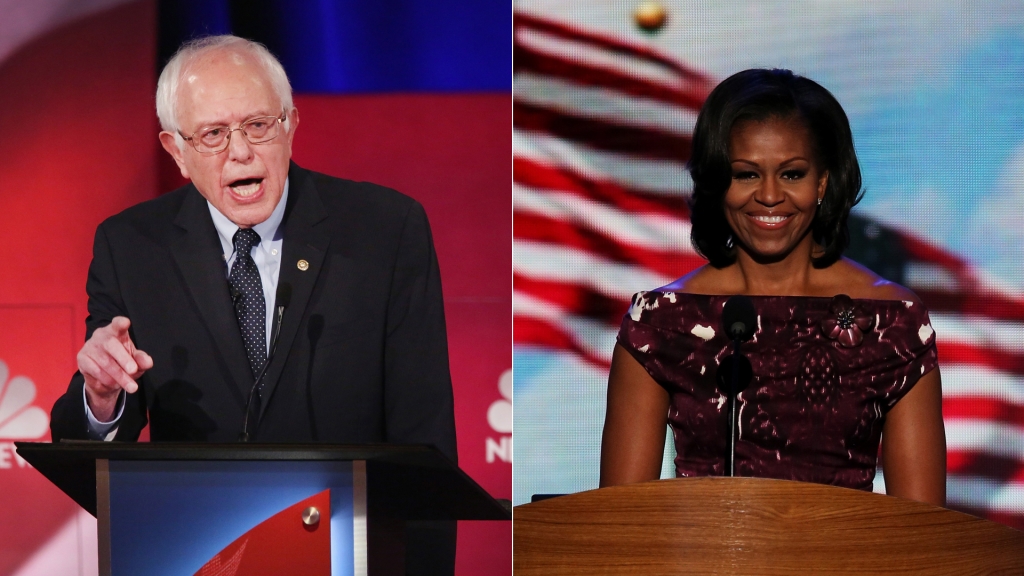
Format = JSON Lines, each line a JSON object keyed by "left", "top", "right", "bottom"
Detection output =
{"left": 77, "top": 316, "right": 153, "bottom": 422}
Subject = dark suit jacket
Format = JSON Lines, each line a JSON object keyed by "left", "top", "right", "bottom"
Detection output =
{"left": 51, "top": 163, "right": 457, "bottom": 573}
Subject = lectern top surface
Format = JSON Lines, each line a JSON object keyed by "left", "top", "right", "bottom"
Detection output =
{"left": 22, "top": 440, "right": 455, "bottom": 467}
{"left": 14, "top": 441, "right": 511, "bottom": 521}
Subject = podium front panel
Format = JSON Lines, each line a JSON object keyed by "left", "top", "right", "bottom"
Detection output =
{"left": 100, "top": 459, "right": 364, "bottom": 576}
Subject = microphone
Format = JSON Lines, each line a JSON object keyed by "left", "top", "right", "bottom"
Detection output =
{"left": 720, "top": 295, "right": 757, "bottom": 477}
{"left": 239, "top": 282, "right": 292, "bottom": 442}
{"left": 230, "top": 285, "right": 243, "bottom": 308}
{"left": 305, "top": 314, "right": 325, "bottom": 441}
{"left": 722, "top": 295, "right": 756, "bottom": 341}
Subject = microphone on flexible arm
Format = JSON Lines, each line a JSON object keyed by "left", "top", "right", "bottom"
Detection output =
{"left": 717, "top": 295, "right": 756, "bottom": 477}
{"left": 239, "top": 282, "right": 292, "bottom": 442}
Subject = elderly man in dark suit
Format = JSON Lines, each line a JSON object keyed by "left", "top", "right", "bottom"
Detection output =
{"left": 49, "top": 35, "right": 457, "bottom": 574}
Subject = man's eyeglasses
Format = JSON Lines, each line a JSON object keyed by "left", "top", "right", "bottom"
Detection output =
{"left": 180, "top": 112, "right": 287, "bottom": 155}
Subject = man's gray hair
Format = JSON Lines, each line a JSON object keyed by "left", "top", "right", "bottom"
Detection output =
{"left": 156, "top": 35, "right": 293, "bottom": 137}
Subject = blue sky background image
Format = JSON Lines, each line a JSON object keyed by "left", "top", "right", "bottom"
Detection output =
{"left": 853, "top": 27, "right": 1024, "bottom": 287}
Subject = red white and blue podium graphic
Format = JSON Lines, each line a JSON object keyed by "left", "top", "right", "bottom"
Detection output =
{"left": 195, "top": 490, "right": 331, "bottom": 576}
{"left": 104, "top": 461, "right": 359, "bottom": 576}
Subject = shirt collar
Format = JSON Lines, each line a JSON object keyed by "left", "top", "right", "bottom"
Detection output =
{"left": 207, "top": 177, "right": 289, "bottom": 255}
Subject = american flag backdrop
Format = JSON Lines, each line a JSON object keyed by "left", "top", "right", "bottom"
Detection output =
{"left": 512, "top": 4, "right": 1024, "bottom": 530}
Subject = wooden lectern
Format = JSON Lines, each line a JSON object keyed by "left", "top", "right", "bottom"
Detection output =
{"left": 16, "top": 441, "right": 510, "bottom": 576}
{"left": 514, "top": 477, "right": 1024, "bottom": 575}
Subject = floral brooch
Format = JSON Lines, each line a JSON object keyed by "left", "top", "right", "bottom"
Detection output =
{"left": 821, "top": 294, "right": 875, "bottom": 347}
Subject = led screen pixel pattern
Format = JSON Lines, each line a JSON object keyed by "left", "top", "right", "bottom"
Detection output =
{"left": 513, "top": 0, "right": 1024, "bottom": 529}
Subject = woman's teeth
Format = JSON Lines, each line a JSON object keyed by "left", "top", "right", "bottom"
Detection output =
{"left": 752, "top": 215, "right": 788, "bottom": 223}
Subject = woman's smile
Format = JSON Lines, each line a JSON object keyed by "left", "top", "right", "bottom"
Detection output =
{"left": 747, "top": 211, "right": 793, "bottom": 229}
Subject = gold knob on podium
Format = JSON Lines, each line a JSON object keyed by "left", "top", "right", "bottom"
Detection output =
{"left": 302, "top": 506, "right": 320, "bottom": 526}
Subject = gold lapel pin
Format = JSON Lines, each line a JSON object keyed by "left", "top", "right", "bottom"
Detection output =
{"left": 297, "top": 259, "right": 309, "bottom": 271}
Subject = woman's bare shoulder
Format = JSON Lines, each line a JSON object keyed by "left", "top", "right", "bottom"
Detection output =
{"left": 829, "top": 258, "right": 922, "bottom": 302}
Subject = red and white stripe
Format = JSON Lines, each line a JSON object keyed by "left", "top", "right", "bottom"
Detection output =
{"left": 513, "top": 11, "right": 1024, "bottom": 529}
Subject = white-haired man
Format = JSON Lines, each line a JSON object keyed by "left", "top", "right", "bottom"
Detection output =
{"left": 50, "top": 36, "right": 457, "bottom": 574}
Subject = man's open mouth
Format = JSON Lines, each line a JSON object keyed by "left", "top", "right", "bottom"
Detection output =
{"left": 229, "top": 177, "right": 263, "bottom": 197}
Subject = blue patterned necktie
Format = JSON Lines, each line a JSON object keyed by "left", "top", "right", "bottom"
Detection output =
{"left": 229, "top": 228, "right": 267, "bottom": 382}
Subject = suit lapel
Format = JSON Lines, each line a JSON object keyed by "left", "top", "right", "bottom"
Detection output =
{"left": 258, "top": 164, "right": 330, "bottom": 420}
{"left": 170, "top": 186, "right": 253, "bottom": 402}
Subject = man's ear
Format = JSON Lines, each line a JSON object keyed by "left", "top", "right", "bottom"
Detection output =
{"left": 158, "top": 132, "right": 191, "bottom": 180}
{"left": 285, "top": 107, "right": 299, "bottom": 146}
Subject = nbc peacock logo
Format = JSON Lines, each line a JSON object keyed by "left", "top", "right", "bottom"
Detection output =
{"left": 485, "top": 368, "right": 512, "bottom": 463}
{"left": 0, "top": 359, "right": 49, "bottom": 469}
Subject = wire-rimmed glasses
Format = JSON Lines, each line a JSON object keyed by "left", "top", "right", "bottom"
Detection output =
{"left": 180, "top": 111, "right": 287, "bottom": 154}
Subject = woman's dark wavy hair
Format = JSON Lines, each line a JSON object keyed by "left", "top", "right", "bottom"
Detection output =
{"left": 688, "top": 68, "right": 863, "bottom": 268}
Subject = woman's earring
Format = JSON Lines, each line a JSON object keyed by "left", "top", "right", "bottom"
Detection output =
{"left": 817, "top": 197, "right": 823, "bottom": 206}
{"left": 725, "top": 234, "right": 734, "bottom": 249}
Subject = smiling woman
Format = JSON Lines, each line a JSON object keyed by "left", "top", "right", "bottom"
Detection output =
{"left": 599, "top": 69, "right": 947, "bottom": 507}
{"left": 687, "top": 68, "right": 864, "bottom": 273}
{"left": 723, "top": 117, "right": 828, "bottom": 263}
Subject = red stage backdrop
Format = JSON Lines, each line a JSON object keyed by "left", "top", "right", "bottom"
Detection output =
{"left": 0, "top": 1, "right": 510, "bottom": 574}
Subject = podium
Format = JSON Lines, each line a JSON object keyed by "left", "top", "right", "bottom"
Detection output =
{"left": 514, "top": 477, "right": 1024, "bottom": 574}
{"left": 16, "top": 441, "right": 510, "bottom": 576}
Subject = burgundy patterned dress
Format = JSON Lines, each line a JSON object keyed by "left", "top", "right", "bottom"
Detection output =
{"left": 617, "top": 292, "right": 938, "bottom": 491}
